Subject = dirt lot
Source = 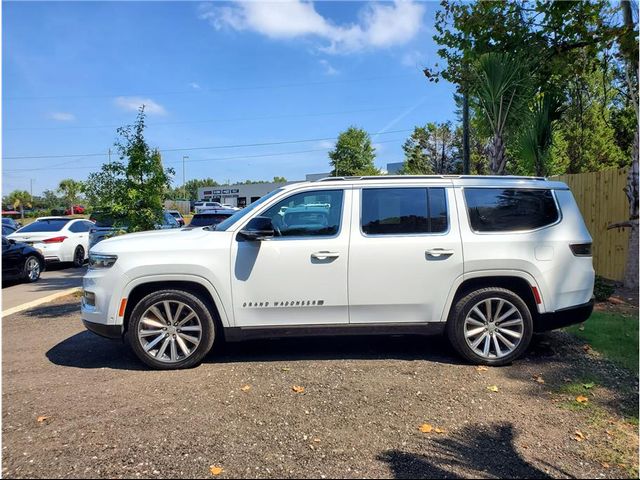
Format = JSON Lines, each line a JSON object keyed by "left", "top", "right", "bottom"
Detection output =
{"left": 2, "top": 296, "right": 638, "bottom": 479}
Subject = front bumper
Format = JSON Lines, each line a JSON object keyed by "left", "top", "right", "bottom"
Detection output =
{"left": 534, "top": 298, "right": 594, "bottom": 332}
{"left": 83, "top": 319, "right": 123, "bottom": 340}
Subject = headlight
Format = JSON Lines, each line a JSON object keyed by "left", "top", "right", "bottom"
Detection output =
{"left": 88, "top": 253, "right": 118, "bottom": 269}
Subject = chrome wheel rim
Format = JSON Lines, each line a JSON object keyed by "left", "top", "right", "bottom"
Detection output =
{"left": 137, "top": 300, "right": 202, "bottom": 363}
{"left": 464, "top": 297, "right": 524, "bottom": 359}
{"left": 26, "top": 257, "right": 40, "bottom": 281}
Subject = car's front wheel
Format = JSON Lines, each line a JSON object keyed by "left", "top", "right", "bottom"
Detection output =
{"left": 447, "top": 287, "right": 533, "bottom": 366}
{"left": 126, "top": 289, "right": 216, "bottom": 370}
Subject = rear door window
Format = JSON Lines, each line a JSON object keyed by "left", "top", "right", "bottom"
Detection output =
{"left": 361, "top": 188, "right": 448, "bottom": 235}
{"left": 464, "top": 188, "right": 559, "bottom": 232}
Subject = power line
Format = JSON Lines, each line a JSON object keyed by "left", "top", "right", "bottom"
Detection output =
{"left": 4, "top": 138, "right": 405, "bottom": 173}
{"left": 5, "top": 105, "right": 409, "bottom": 131}
{"left": 5, "top": 74, "right": 415, "bottom": 101}
{"left": 3, "top": 128, "right": 412, "bottom": 161}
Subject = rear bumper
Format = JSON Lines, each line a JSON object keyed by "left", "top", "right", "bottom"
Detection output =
{"left": 534, "top": 298, "right": 594, "bottom": 332}
{"left": 83, "top": 319, "right": 123, "bottom": 340}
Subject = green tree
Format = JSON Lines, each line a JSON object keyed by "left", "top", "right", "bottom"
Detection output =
{"left": 272, "top": 176, "right": 287, "bottom": 183}
{"left": 38, "top": 189, "right": 63, "bottom": 210}
{"left": 57, "top": 179, "right": 84, "bottom": 214}
{"left": 401, "top": 123, "right": 461, "bottom": 175}
{"left": 6, "top": 190, "right": 31, "bottom": 219}
{"left": 472, "top": 53, "right": 530, "bottom": 174}
{"left": 328, "top": 127, "right": 379, "bottom": 176}
{"left": 83, "top": 107, "right": 174, "bottom": 232}
{"left": 169, "top": 178, "right": 219, "bottom": 201}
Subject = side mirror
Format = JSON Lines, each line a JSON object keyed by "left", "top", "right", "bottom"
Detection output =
{"left": 8, "top": 238, "right": 16, "bottom": 245}
{"left": 238, "top": 216, "right": 275, "bottom": 241}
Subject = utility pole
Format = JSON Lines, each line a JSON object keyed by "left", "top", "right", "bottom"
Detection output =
{"left": 182, "top": 155, "right": 189, "bottom": 200}
{"left": 29, "top": 179, "right": 34, "bottom": 199}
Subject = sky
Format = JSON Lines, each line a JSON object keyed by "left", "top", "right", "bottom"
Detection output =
{"left": 2, "top": 1, "right": 457, "bottom": 196}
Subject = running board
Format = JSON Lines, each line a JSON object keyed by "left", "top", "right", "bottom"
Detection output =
{"left": 224, "top": 322, "right": 445, "bottom": 342}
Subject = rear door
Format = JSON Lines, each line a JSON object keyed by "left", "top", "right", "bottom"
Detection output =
{"left": 348, "top": 183, "right": 463, "bottom": 323}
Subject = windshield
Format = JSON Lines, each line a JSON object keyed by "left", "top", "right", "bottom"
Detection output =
{"left": 17, "top": 219, "right": 70, "bottom": 233}
{"left": 215, "top": 188, "right": 284, "bottom": 231}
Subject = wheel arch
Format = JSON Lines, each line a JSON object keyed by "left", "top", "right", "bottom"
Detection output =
{"left": 444, "top": 272, "right": 543, "bottom": 325}
{"left": 121, "top": 277, "right": 229, "bottom": 334}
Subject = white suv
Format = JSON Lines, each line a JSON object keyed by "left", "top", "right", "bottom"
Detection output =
{"left": 82, "top": 176, "right": 595, "bottom": 369}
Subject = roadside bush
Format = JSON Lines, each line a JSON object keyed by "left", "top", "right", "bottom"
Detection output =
{"left": 594, "top": 276, "right": 615, "bottom": 301}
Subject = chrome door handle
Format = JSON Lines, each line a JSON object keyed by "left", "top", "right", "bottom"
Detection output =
{"left": 311, "top": 251, "right": 340, "bottom": 260}
{"left": 426, "top": 248, "right": 455, "bottom": 257}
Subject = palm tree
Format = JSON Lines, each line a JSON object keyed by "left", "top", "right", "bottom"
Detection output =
{"left": 7, "top": 190, "right": 31, "bottom": 219}
{"left": 518, "top": 94, "right": 561, "bottom": 177}
{"left": 57, "top": 179, "right": 83, "bottom": 214}
{"left": 472, "top": 53, "right": 529, "bottom": 174}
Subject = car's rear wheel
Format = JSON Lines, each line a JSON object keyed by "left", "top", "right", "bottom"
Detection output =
{"left": 447, "top": 287, "right": 533, "bottom": 366}
{"left": 126, "top": 289, "right": 216, "bottom": 370}
{"left": 72, "top": 246, "right": 85, "bottom": 268}
{"left": 23, "top": 256, "right": 42, "bottom": 283}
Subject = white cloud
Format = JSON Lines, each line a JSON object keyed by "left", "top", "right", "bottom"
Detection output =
{"left": 49, "top": 112, "right": 75, "bottom": 122}
{"left": 401, "top": 50, "right": 426, "bottom": 68}
{"left": 199, "top": 1, "right": 426, "bottom": 54}
{"left": 319, "top": 59, "right": 339, "bottom": 76}
{"left": 114, "top": 97, "right": 167, "bottom": 115}
{"left": 189, "top": 82, "right": 201, "bottom": 90}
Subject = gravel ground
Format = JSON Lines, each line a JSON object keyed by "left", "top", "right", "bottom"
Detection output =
{"left": 2, "top": 296, "right": 638, "bottom": 479}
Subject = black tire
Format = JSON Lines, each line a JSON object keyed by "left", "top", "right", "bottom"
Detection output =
{"left": 22, "top": 255, "right": 42, "bottom": 283}
{"left": 72, "top": 246, "right": 85, "bottom": 268}
{"left": 447, "top": 287, "right": 533, "bottom": 366}
{"left": 126, "top": 289, "right": 216, "bottom": 370}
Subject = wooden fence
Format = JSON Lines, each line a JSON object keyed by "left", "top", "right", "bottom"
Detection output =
{"left": 552, "top": 168, "right": 630, "bottom": 281}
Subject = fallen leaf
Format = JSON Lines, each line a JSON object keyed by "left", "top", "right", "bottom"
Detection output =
{"left": 36, "top": 416, "right": 49, "bottom": 423}
{"left": 209, "top": 466, "right": 223, "bottom": 476}
{"left": 487, "top": 385, "right": 499, "bottom": 392}
{"left": 419, "top": 424, "right": 433, "bottom": 433}
{"left": 582, "top": 382, "right": 595, "bottom": 389}
{"left": 563, "top": 378, "right": 573, "bottom": 383}
{"left": 292, "top": 385, "right": 305, "bottom": 393}
{"left": 240, "top": 385, "right": 251, "bottom": 392}
{"left": 313, "top": 438, "right": 321, "bottom": 443}
{"left": 475, "top": 366, "right": 488, "bottom": 372}
{"left": 583, "top": 344, "right": 592, "bottom": 352}
{"left": 605, "top": 429, "right": 614, "bottom": 436}
{"left": 434, "top": 427, "right": 445, "bottom": 434}
{"left": 532, "top": 375, "right": 545, "bottom": 384}
{"left": 574, "top": 430, "right": 585, "bottom": 442}
{"left": 281, "top": 367, "right": 290, "bottom": 372}
{"left": 601, "top": 462, "right": 610, "bottom": 469}
{"left": 578, "top": 325, "right": 585, "bottom": 331}
{"left": 576, "top": 395, "right": 589, "bottom": 404}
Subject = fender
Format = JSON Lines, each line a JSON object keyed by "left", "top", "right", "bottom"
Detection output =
{"left": 117, "top": 273, "right": 232, "bottom": 328}
{"left": 440, "top": 269, "right": 547, "bottom": 322}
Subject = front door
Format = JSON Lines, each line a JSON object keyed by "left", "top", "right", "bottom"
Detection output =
{"left": 348, "top": 185, "right": 463, "bottom": 323}
{"left": 231, "top": 188, "right": 351, "bottom": 327}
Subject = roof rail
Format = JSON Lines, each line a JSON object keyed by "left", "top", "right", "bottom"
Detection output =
{"left": 314, "top": 174, "right": 547, "bottom": 182}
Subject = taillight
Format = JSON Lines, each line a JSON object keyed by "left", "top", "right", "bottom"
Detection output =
{"left": 570, "top": 243, "right": 592, "bottom": 256}
{"left": 43, "top": 236, "right": 67, "bottom": 244}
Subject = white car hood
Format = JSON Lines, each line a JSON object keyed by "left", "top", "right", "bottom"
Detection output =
{"left": 90, "top": 227, "right": 230, "bottom": 254}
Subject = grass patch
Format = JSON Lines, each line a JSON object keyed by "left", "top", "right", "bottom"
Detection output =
{"left": 567, "top": 311, "right": 639, "bottom": 373}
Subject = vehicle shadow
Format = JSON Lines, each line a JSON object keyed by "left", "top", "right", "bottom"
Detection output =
{"left": 378, "top": 423, "right": 563, "bottom": 478}
{"left": 46, "top": 332, "right": 467, "bottom": 370}
{"left": 2, "top": 265, "right": 85, "bottom": 290}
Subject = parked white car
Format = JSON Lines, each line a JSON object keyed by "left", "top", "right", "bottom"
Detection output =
{"left": 9, "top": 217, "right": 92, "bottom": 267}
{"left": 82, "top": 176, "right": 595, "bottom": 369}
{"left": 194, "top": 201, "right": 222, "bottom": 213}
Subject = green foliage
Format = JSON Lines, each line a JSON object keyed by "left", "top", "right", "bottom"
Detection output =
{"left": 6, "top": 190, "right": 32, "bottom": 219}
{"left": 272, "top": 176, "right": 287, "bottom": 183}
{"left": 83, "top": 107, "right": 174, "bottom": 232}
{"left": 517, "top": 94, "right": 563, "bottom": 176}
{"left": 400, "top": 123, "right": 460, "bottom": 174}
{"left": 58, "top": 179, "right": 84, "bottom": 212}
{"left": 328, "top": 127, "right": 379, "bottom": 176}
{"left": 169, "top": 178, "right": 219, "bottom": 201}
{"left": 593, "top": 276, "right": 615, "bottom": 301}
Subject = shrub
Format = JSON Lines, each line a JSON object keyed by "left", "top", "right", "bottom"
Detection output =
{"left": 594, "top": 276, "right": 615, "bottom": 301}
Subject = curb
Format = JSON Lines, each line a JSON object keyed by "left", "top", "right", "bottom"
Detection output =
{"left": 2, "top": 287, "right": 82, "bottom": 317}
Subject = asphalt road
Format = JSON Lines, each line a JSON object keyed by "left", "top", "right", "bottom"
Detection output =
{"left": 1, "top": 264, "right": 86, "bottom": 312}
{"left": 2, "top": 295, "right": 637, "bottom": 479}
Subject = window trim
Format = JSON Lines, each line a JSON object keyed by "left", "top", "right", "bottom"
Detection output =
{"left": 358, "top": 186, "right": 451, "bottom": 238}
{"left": 461, "top": 186, "right": 563, "bottom": 235}
{"left": 239, "top": 188, "right": 347, "bottom": 241}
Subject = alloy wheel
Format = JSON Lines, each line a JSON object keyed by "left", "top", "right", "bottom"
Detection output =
{"left": 137, "top": 300, "right": 203, "bottom": 364}
{"left": 26, "top": 257, "right": 40, "bottom": 281}
{"left": 463, "top": 297, "right": 524, "bottom": 359}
